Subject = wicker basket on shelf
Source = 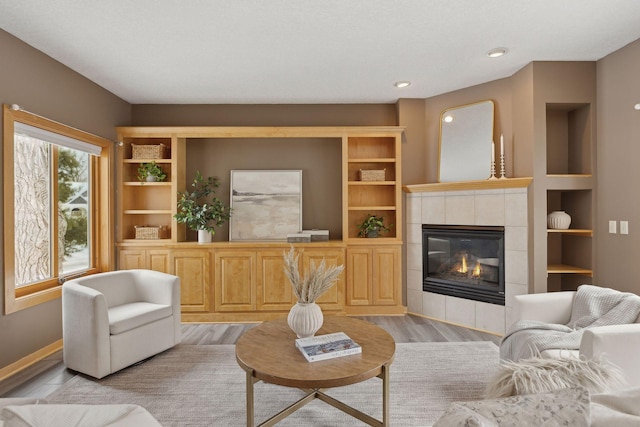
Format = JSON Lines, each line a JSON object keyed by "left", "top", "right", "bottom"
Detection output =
{"left": 131, "top": 144, "right": 169, "bottom": 160}
{"left": 134, "top": 225, "right": 169, "bottom": 240}
{"left": 359, "top": 169, "right": 386, "bottom": 181}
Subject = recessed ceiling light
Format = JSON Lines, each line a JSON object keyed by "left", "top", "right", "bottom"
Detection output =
{"left": 443, "top": 115, "right": 454, "bottom": 123}
{"left": 394, "top": 81, "right": 411, "bottom": 88}
{"left": 487, "top": 48, "right": 508, "bottom": 58}
{"left": 634, "top": 103, "right": 640, "bottom": 110}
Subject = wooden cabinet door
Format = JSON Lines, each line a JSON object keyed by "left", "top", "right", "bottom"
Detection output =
{"left": 171, "top": 250, "right": 211, "bottom": 313}
{"left": 118, "top": 249, "right": 146, "bottom": 270}
{"left": 372, "top": 246, "right": 400, "bottom": 306}
{"left": 146, "top": 250, "right": 170, "bottom": 273}
{"left": 257, "top": 250, "right": 295, "bottom": 311}
{"left": 302, "top": 248, "right": 345, "bottom": 311}
{"left": 346, "top": 245, "right": 401, "bottom": 307}
{"left": 346, "top": 247, "right": 372, "bottom": 306}
{"left": 214, "top": 250, "right": 256, "bottom": 312}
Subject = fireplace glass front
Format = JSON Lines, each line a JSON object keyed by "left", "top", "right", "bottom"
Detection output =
{"left": 423, "top": 225, "right": 505, "bottom": 305}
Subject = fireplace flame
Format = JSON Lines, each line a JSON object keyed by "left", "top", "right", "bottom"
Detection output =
{"left": 458, "top": 256, "right": 468, "bottom": 274}
{"left": 472, "top": 262, "right": 481, "bottom": 277}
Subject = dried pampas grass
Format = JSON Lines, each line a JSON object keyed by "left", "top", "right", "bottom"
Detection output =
{"left": 283, "top": 247, "right": 344, "bottom": 303}
{"left": 485, "top": 354, "right": 625, "bottom": 399}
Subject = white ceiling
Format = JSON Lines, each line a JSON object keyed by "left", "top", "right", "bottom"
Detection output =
{"left": 1, "top": 1, "right": 640, "bottom": 104}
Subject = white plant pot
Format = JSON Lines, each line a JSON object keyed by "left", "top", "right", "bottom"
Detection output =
{"left": 287, "top": 302, "right": 323, "bottom": 338}
{"left": 547, "top": 211, "right": 571, "bottom": 230}
{"left": 197, "top": 229, "right": 212, "bottom": 243}
{"left": 145, "top": 175, "right": 157, "bottom": 182}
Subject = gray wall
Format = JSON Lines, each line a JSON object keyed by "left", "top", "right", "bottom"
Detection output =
{"left": 0, "top": 29, "right": 130, "bottom": 370}
{"left": 595, "top": 38, "right": 640, "bottom": 294}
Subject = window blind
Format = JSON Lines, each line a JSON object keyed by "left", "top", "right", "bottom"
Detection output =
{"left": 14, "top": 122, "right": 102, "bottom": 156}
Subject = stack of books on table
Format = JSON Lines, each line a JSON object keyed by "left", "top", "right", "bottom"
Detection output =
{"left": 295, "top": 332, "right": 362, "bottom": 362}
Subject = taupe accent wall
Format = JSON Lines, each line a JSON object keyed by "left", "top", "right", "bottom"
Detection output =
{"left": 131, "top": 105, "right": 398, "bottom": 242}
{"left": 0, "top": 29, "right": 130, "bottom": 370}
{"left": 422, "top": 78, "right": 513, "bottom": 184}
{"left": 397, "top": 99, "right": 427, "bottom": 186}
{"left": 511, "top": 64, "right": 535, "bottom": 178}
{"left": 596, "top": 38, "right": 640, "bottom": 294}
{"left": 184, "top": 137, "right": 343, "bottom": 241}
{"left": 131, "top": 104, "right": 397, "bottom": 127}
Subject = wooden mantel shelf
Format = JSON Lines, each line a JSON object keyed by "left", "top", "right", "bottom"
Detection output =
{"left": 403, "top": 177, "right": 532, "bottom": 193}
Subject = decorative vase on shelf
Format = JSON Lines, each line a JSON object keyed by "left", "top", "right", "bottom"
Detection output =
{"left": 547, "top": 211, "right": 571, "bottom": 230}
{"left": 287, "top": 302, "right": 323, "bottom": 339}
{"left": 197, "top": 229, "right": 212, "bottom": 243}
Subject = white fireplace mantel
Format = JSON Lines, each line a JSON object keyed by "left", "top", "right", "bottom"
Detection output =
{"left": 403, "top": 177, "right": 532, "bottom": 335}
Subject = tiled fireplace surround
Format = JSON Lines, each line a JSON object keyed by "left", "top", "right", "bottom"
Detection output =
{"left": 405, "top": 186, "right": 529, "bottom": 335}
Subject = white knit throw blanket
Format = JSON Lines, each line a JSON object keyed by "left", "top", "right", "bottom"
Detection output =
{"left": 500, "top": 285, "right": 640, "bottom": 361}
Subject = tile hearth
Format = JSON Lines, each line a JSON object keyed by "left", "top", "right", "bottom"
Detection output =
{"left": 405, "top": 185, "right": 530, "bottom": 335}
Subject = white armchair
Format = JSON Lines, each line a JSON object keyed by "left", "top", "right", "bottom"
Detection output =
{"left": 62, "top": 269, "right": 181, "bottom": 379}
{"left": 513, "top": 291, "right": 640, "bottom": 387}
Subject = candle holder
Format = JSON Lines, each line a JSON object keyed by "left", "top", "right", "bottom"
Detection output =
{"left": 499, "top": 154, "right": 507, "bottom": 179}
{"left": 489, "top": 160, "right": 498, "bottom": 180}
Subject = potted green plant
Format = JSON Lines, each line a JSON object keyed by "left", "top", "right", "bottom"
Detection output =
{"left": 174, "top": 171, "right": 232, "bottom": 243}
{"left": 137, "top": 161, "right": 167, "bottom": 183}
{"left": 357, "top": 214, "right": 392, "bottom": 238}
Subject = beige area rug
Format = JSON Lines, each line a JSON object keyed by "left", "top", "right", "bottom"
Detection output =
{"left": 47, "top": 342, "right": 499, "bottom": 426}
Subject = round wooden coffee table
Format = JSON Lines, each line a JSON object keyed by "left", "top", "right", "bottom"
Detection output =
{"left": 236, "top": 316, "right": 395, "bottom": 427}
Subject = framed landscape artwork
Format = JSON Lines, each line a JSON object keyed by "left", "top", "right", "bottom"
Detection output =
{"left": 230, "top": 170, "right": 302, "bottom": 241}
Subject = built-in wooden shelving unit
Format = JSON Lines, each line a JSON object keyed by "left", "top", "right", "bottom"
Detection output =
{"left": 544, "top": 102, "right": 595, "bottom": 292}
{"left": 116, "top": 126, "right": 406, "bottom": 321}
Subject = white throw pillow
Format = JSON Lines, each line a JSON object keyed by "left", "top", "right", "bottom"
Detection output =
{"left": 485, "top": 355, "right": 624, "bottom": 398}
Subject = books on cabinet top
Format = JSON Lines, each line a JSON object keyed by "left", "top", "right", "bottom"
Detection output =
{"left": 295, "top": 332, "right": 361, "bottom": 362}
{"left": 302, "top": 229, "right": 329, "bottom": 241}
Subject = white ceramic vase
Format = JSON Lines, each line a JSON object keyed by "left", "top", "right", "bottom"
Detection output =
{"left": 197, "top": 229, "right": 212, "bottom": 243}
{"left": 547, "top": 211, "right": 571, "bottom": 229}
{"left": 287, "top": 302, "right": 323, "bottom": 338}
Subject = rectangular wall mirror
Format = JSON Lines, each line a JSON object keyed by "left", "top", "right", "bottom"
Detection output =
{"left": 438, "top": 100, "right": 494, "bottom": 182}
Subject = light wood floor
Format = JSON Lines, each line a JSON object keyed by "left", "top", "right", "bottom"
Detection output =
{"left": 1, "top": 314, "right": 501, "bottom": 399}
